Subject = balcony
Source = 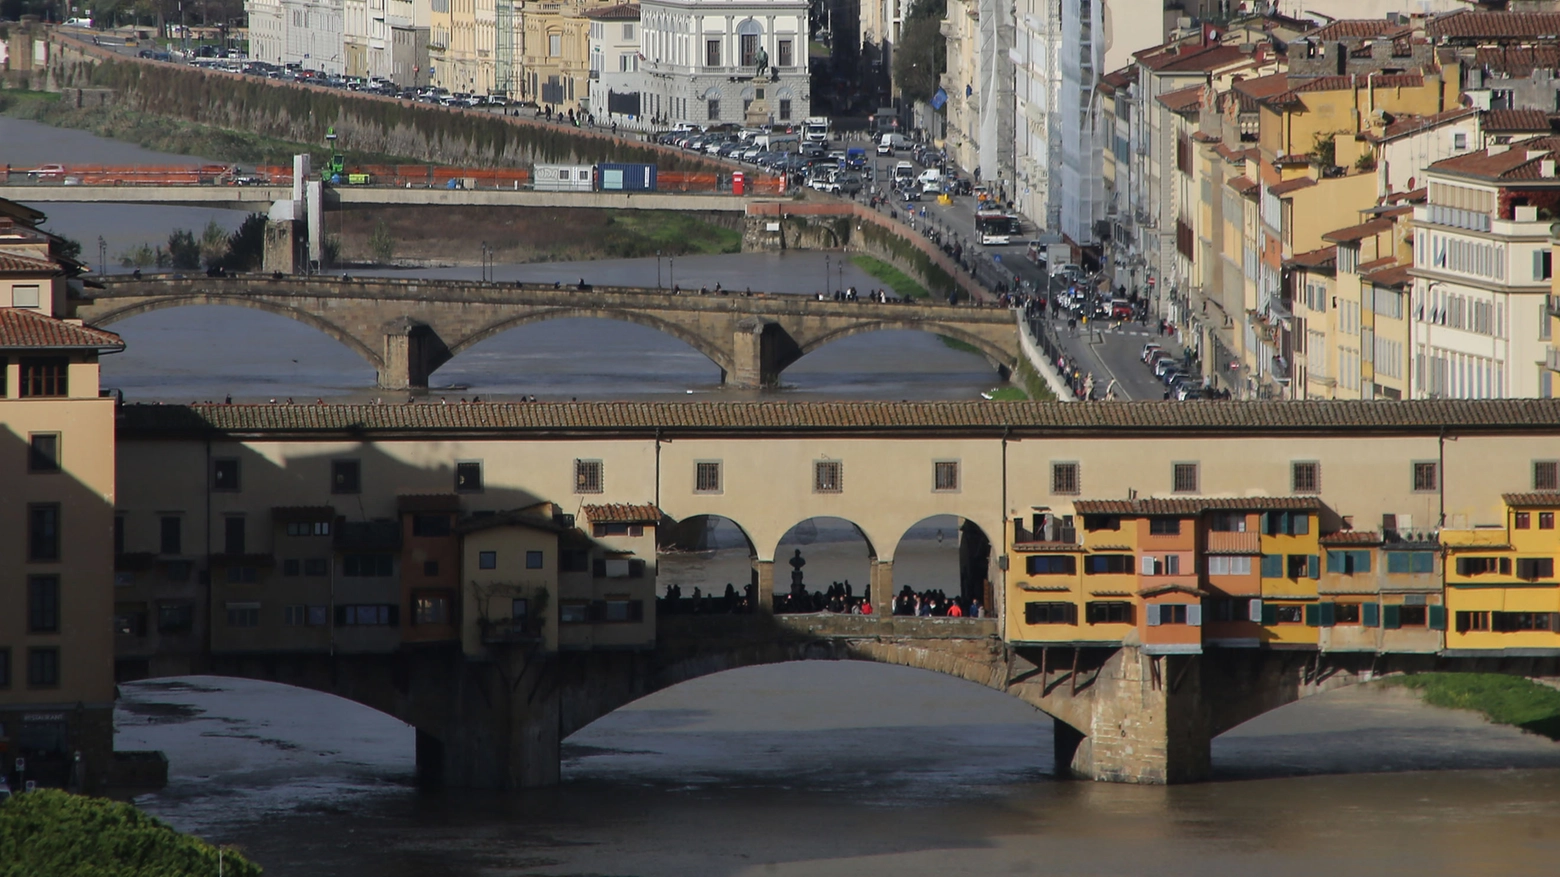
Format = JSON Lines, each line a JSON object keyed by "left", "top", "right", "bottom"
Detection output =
{"left": 1439, "top": 526, "right": 1510, "bottom": 548}
{"left": 1206, "top": 531, "right": 1260, "bottom": 555}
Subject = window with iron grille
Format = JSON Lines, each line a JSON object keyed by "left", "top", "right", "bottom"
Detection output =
{"left": 575, "top": 459, "right": 604, "bottom": 493}
{"left": 933, "top": 461, "right": 959, "bottom": 492}
{"left": 1535, "top": 460, "right": 1559, "bottom": 491}
{"left": 1291, "top": 461, "right": 1319, "bottom": 494}
{"left": 1172, "top": 462, "right": 1199, "bottom": 494}
{"left": 814, "top": 460, "right": 843, "bottom": 493}
{"left": 695, "top": 461, "right": 722, "bottom": 493}
{"left": 1412, "top": 461, "right": 1438, "bottom": 492}
{"left": 1051, "top": 461, "right": 1079, "bottom": 494}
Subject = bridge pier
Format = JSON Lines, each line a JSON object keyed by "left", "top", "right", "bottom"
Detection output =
{"left": 729, "top": 317, "right": 798, "bottom": 389}
{"left": 869, "top": 558, "right": 894, "bottom": 613}
{"left": 380, "top": 319, "right": 451, "bottom": 391}
{"left": 753, "top": 559, "right": 775, "bottom": 613}
{"left": 421, "top": 650, "right": 563, "bottom": 789}
{"left": 1051, "top": 647, "right": 1212, "bottom": 784}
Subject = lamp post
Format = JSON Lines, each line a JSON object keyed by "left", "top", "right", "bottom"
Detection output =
{"left": 669, "top": 257, "right": 675, "bottom": 288}
{"left": 825, "top": 253, "right": 831, "bottom": 297}
{"left": 96, "top": 235, "right": 105, "bottom": 275}
{"left": 656, "top": 249, "right": 662, "bottom": 288}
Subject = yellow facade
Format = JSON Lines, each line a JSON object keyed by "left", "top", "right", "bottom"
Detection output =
{"left": 1444, "top": 496, "right": 1560, "bottom": 652}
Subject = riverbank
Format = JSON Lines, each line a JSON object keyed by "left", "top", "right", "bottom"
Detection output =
{"left": 1390, "top": 673, "right": 1560, "bottom": 740}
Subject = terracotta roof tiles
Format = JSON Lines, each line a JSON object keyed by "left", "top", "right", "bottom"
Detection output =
{"left": 1157, "top": 84, "right": 1205, "bottom": 114}
{"left": 114, "top": 400, "right": 1560, "bottom": 436}
{"left": 1427, "top": 11, "right": 1560, "bottom": 41}
{"left": 1269, "top": 176, "right": 1317, "bottom": 196}
{"left": 582, "top": 503, "right": 664, "bottom": 524}
{"left": 1323, "top": 218, "right": 1395, "bottom": 243}
{"left": 584, "top": 2, "right": 639, "bottom": 19}
{"left": 1502, "top": 492, "right": 1560, "bottom": 508}
{"left": 1306, "top": 19, "right": 1412, "bottom": 41}
{"left": 1475, "top": 47, "right": 1560, "bottom": 77}
{"left": 1319, "top": 530, "right": 1383, "bottom": 545}
{"left": 0, "top": 308, "right": 125, "bottom": 350}
{"left": 0, "top": 252, "right": 61, "bottom": 274}
{"left": 1072, "top": 497, "right": 1324, "bottom": 516}
{"left": 1365, "top": 107, "right": 1480, "bottom": 143}
{"left": 1484, "top": 108, "right": 1554, "bottom": 133}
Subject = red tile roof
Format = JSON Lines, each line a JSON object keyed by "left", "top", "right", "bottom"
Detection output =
{"left": 1364, "top": 263, "right": 1413, "bottom": 288}
{"left": 1357, "top": 255, "right": 1398, "bottom": 273}
{"left": 1502, "top": 492, "right": 1560, "bottom": 508}
{"left": 0, "top": 308, "right": 124, "bottom": 350}
{"left": 582, "top": 503, "right": 663, "bottom": 524}
{"left": 1427, "top": 11, "right": 1560, "bottom": 40}
{"left": 1227, "top": 176, "right": 1260, "bottom": 195}
{"left": 0, "top": 252, "right": 61, "bottom": 274}
{"left": 584, "top": 2, "right": 639, "bottom": 19}
{"left": 1229, "top": 72, "right": 1293, "bottom": 112}
{"left": 1287, "top": 246, "right": 1338, "bottom": 270}
{"left": 1306, "top": 19, "right": 1412, "bottom": 41}
{"left": 1475, "top": 46, "right": 1560, "bottom": 77}
{"left": 114, "top": 400, "right": 1560, "bottom": 437}
{"left": 1483, "top": 108, "right": 1554, "bottom": 134}
{"left": 1323, "top": 218, "right": 1396, "bottom": 243}
{"left": 1269, "top": 176, "right": 1317, "bottom": 196}
{"left": 1264, "top": 73, "right": 1425, "bottom": 107}
{"left": 1157, "top": 84, "right": 1205, "bottom": 114}
{"left": 1072, "top": 497, "right": 1324, "bottom": 516}
{"left": 1365, "top": 107, "right": 1480, "bottom": 143}
{"left": 1136, "top": 42, "right": 1251, "bottom": 74}
{"left": 1319, "top": 530, "right": 1383, "bottom": 545}
{"left": 1428, "top": 135, "right": 1560, "bottom": 181}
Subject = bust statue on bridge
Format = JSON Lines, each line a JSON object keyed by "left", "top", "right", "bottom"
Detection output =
{"left": 789, "top": 548, "right": 806, "bottom": 588}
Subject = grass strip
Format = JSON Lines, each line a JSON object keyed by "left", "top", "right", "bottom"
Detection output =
{"left": 1388, "top": 673, "right": 1560, "bottom": 739}
{"left": 850, "top": 253, "right": 930, "bottom": 300}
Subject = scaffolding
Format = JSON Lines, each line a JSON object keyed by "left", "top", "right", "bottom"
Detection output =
{"left": 495, "top": 0, "right": 515, "bottom": 97}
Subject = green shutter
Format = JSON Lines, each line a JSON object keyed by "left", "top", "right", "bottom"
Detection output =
{"left": 1327, "top": 551, "right": 1344, "bottom": 574}
{"left": 1261, "top": 602, "right": 1278, "bottom": 625}
{"left": 1413, "top": 552, "right": 1435, "bottom": 574}
{"left": 1363, "top": 602, "right": 1380, "bottom": 627}
{"left": 1383, "top": 604, "right": 1402, "bottom": 629}
{"left": 1387, "top": 551, "right": 1408, "bottom": 574}
{"left": 1261, "top": 554, "right": 1283, "bottom": 578}
{"left": 1308, "top": 554, "right": 1320, "bottom": 579}
{"left": 1304, "top": 604, "right": 1320, "bottom": 627}
{"left": 1319, "top": 602, "right": 1336, "bottom": 627}
{"left": 1295, "top": 513, "right": 1310, "bottom": 536}
{"left": 1355, "top": 550, "right": 1372, "bottom": 574}
{"left": 1429, "top": 605, "right": 1447, "bottom": 631}
{"left": 1259, "top": 512, "right": 1271, "bottom": 534}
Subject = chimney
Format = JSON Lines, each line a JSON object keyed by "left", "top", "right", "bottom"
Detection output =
{"left": 1489, "top": 143, "right": 1509, "bottom": 155}
{"left": 1544, "top": 158, "right": 1557, "bottom": 178}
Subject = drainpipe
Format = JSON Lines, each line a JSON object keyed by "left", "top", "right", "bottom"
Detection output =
{"left": 204, "top": 433, "right": 213, "bottom": 664}
{"left": 1438, "top": 426, "right": 1448, "bottom": 529}
{"left": 1000, "top": 424, "right": 1010, "bottom": 626}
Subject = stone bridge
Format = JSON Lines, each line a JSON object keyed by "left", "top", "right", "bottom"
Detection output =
{"left": 149, "top": 614, "right": 1560, "bottom": 789}
{"left": 71, "top": 276, "right": 1022, "bottom": 389}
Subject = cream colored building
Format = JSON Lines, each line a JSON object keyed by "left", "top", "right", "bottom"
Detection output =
{"left": 522, "top": 0, "right": 598, "bottom": 111}
{"left": 1, "top": 204, "right": 124, "bottom": 791}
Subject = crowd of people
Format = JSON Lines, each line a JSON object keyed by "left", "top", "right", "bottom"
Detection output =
{"left": 658, "top": 583, "right": 754, "bottom": 615}
{"left": 891, "top": 586, "right": 983, "bottom": 618}
{"left": 655, "top": 581, "right": 984, "bottom": 618}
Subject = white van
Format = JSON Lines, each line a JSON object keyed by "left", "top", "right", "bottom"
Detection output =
{"left": 877, "top": 133, "right": 909, "bottom": 155}
{"left": 892, "top": 161, "right": 915, "bottom": 184}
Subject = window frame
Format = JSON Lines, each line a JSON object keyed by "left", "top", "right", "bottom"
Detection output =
{"left": 1291, "top": 460, "right": 1319, "bottom": 494}
{"left": 331, "top": 458, "right": 362, "bottom": 495}
{"left": 478, "top": 550, "right": 498, "bottom": 570}
{"left": 694, "top": 460, "right": 723, "bottom": 494}
{"left": 19, "top": 357, "right": 68, "bottom": 398}
{"left": 1172, "top": 461, "right": 1199, "bottom": 494}
{"left": 455, "top": 460, "right": 484, "bottom": 494}
{"left": 575, "top": 458, "right": 604, "bottom": 494}
{"left": 27, "top": 574, "right": 60, "bottom": 634}
{"left": 1411, "top": 460, "right": 1438, "bottom": 492}
{"left": 813, "top": 460, "right": 843, "bottom": 494}
{"left": 1051, "top": 461, "right": 1080, "bottom": 495}
{"left": 26, "top": 646, "right": 60, "bottom": 689}
{"left": 28, "top": 433, "right": 61, "bottom": 474}
{"left": 212, "top": 456, "right": 241, "bottom": 491}
{"left": 27, "top": 503, "right": 60, "bottom": 562}
{"left": 525, "top": 550, "right": 545, "bottom": 570}
{"left": 933, "top": 460, "right": 960, "bottom": 492}
{"left": 1535, "top": 460, "right": 1559, "bottom": 491}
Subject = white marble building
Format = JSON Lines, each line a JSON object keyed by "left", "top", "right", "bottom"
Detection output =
{"left": 638, "top": 0, "right": 809, "bottom": 127}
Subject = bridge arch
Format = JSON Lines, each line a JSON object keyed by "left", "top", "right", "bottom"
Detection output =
{"left": 891, "top": 514, "right": 997, "bottom": 609}
{"left": 448, "top": 307, "right": 737, "bottom": 377}
{"left": 85, "top": 294, "right": 386, "bottom": 372}
{"left": 789, "top": 321, "right": 1015, "bottom": 376}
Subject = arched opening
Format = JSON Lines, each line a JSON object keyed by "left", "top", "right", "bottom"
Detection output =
{"left": 890, "top": 515, "right": 994, "bottom": 617}
{"left": 656, "top": 514, "right": 759, "bottom": 613}
{"left": 97, "top": 304, "right": 378, "bottom": 401}
{"left": 563, "top": 661, "right": 1054, "bottom": 787}
{"left": 439, "top": 315, "right": 726, "bottom": 396}
{"left": 782, "top": 328, "right": 1008, "bottom": 399}
{"left": 774, "top": 517, "right": 875, "bottom": 613}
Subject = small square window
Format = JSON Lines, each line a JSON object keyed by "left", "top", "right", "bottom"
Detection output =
{"left": 28, "top": 434, "right": 60, "bottom": 473}
{"left": 212, "top": 457, "right": 240, "bottom": 491}
{"left": 479, "top": 550, "right": 497, "bottom": 570}
{"left": 575, "top": 459, "right": 604, "bottom": 494}
{"left": 814, "top": 460, "right": 843, "bottom": 493}
{"left": 1172, "top": 462, "right": 1199, "bottom": 494}
{"left": 1291, "top": 461, "right": 1319, "bottom": 494}
{"left": 1412, "top": 461, "right": 1438, "bottom": 492}
{"left": 695, "top": 461, "right": 722, "bottom": 493}
{"left": 1516, "top": 512, "right": 1532, "bottom": 529}
{"left": 456, "top": 461, "right": 483, "bottom": 493}
{"left": 526, "top": 550, "right": 544, "bottom": 569}
{"left": 1542, "top": 512, "right": 1556, "bottom": 530}
{"left": 1051, "top": 462, "right": 1079, "bottom": 495}
{"left": 332, "top": 459, "right": 361, "bottom": 494}
{"left": 933, "top": 460, "right": 959, "bottom": 492}
{"left": 1535, "top": 461, "right": 1559, "bottom": 491}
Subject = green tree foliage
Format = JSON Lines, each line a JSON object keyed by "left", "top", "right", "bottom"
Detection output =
{"left": 893, "top": 0, "right": 948, "bottom": 104}
{"left": 166, "top": 228, "right": 200, "bottom": 270}
{"left": 223, "top": 213, "right": 267, "bottom": 272}
{"left": 199, "top": 220, "right": 229, "bottom": 269}
{"left": 0, "top": 789, "right": 263, "bottom": 877}
{"left": 368, "top": 220, "right": 395, "bottom": 265}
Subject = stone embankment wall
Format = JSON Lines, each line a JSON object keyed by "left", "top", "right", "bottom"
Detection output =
{"left": 16, "top": 29, "right": 721, "bottom": 172}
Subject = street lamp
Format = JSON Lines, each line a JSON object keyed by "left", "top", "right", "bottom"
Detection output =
{"left": 669, "top": 257, "right": 675, "bottom": 289}
{"left": 825, "top": 253, "right": 831, "bottom": 297}
{"left": 656, "top": 249, "right": 662, "bottom": 288}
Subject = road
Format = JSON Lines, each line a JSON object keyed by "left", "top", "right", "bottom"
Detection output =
{"left": 858, "top": 152, "right": 1190, "bottom": 401}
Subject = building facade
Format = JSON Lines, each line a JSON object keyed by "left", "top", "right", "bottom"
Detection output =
{"left": 637, "top": 0, "right": 809, "bottom": 127}
{"left": 588, "top": 4, "right": 644, "bottom": 124}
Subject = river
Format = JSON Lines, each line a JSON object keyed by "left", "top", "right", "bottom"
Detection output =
{"left": 1, "top": 116, "right": 1001, "bottom": 403}
{"left": 17, "top": 111, "right": 1560, "bottom": 877}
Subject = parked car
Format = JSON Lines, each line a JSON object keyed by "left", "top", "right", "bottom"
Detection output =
{"left": 25, "top": 164, "right": 66, "bottom": 179}
{"left": 899, "top": 186, "right": 922, "bottom": 202}
{"left": 1110, "top": 299, "right": 1134, "bottom": 320}
{"left": 1141, "top": 343, "right": 1163, "bottom": 363}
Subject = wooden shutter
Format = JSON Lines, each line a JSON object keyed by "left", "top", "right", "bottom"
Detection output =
{"left": 1248, "top": 598, "right": 1263, "bottom": 622}
{"left": 1363, "top": 602, "right": 1380, "bottom": 627}
{"left": 1382, "top": 604, "right": 1401, "bottom": 629}
{"left": 1146, "top": 605, "right": 1161, "bottom": 626}
{"left": 1141, "top": 555, "right": 1156, "bottom": 575}
{"left": 1308, "top": 555, "right": 1320, "bottom": 579}
{"left": 1428, "top": 605, "right": 1447, "bottom": 630}
{"left": 1261, "top": 602, "right": 1277, "bottom": 625}
{"left": 1187, "top": 604, "right": 1202, "bottom": 627}
{"left": 1304, "top": 604, "right": 1320, "bottom": 627}
{"left": 1318, "top": 602, "right": 1336, "bottom": 627}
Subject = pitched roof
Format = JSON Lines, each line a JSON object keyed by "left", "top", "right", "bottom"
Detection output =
{"left": 1427, "top": 11, "right": 1560, "bottom": 41}
{"left": 582, "top": 503, "right": 663, "bottom": 524}
{"left": 0, "top": 252, "right": 62, "bottom": 274}
{"left": 1227, "top": 176, "right": 1260, "bottom": 195}
{"left": 1263, "top": 73, "right": 1425, "bottom": 107}
{"left": 454, "top": 507, "right": 566, "bottom": 535}
{"left": 1306, "top": 19, "right": 1412, "bottom": 41}
{"left": 1269, "top": 176, "right": 1317, "bottom": 196}
{"left": 1323, "top": 217, "right": 1395, "bottom": 243}
{"left": 1483, "top": 108, "right": 1553, "bottom": 134}
{"left": 1319, "top": 530, "right": 1383, "bottom": 545}
{"left": 1072, "top": 497, "right": 1324, "bottom": 516}
{"left": 1363, "top": 263, "right": 1413, "bottom": 288}
{"left": 1427, "top": 135, "right": 1560, "bottom": 181}
{"left": 1229, "top": 72, "right": 1293, "bottom": 112}
{"left": 1139, "top": 583, "right": 1209, "bottom": 599}
{"left": 584, "top": 2, "right": 639, "bottom": 20}
{"left": 1365, "top": 107, "right": 1480, "bottom": 143}
{"left": 113, "top": 400, "right": 1560, "bottom": 437}
{"left": 1502, "top": 491, "right": 1560, "bottom": 508}
{"left": 1136, "top": 42, "right": 1250, "bottom": 74}
{"left": 1157, "top": 84, "right": 1205, "bottom": 114}
{"left": 1357, "top": 255, "right": 1397, "bottom": 273}
{"left": 0, "top": 308, "right": 125, "bottom": 350}
{"left": 1287, "top": 246, "right": 1338, "bottom": 271}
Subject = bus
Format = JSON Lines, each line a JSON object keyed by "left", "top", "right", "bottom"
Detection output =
{"left": 974, "top": 211, "right": 1022, "bottom": 245}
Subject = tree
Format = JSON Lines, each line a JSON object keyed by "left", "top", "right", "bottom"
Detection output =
{"left": 222, "top": 213, "right": 267, "bottom": 272}
{"left": 368, "top": 220, "right": 395, "bottom": 265}
{"left": 166, "top": 229, "right": 201, "bottom": 270}
{"left": 0, "top": 789, "right": 263, "bottom": 877}
{"left": 893, "top": 0, "right": 947, "bottom": 104}
{"left": 199, "top": 220, "right": 229, "bottom": 269}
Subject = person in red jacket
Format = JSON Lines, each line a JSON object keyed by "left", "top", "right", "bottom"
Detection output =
{"left": 946, "top": 601, "right": 964, "bottom": 618}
